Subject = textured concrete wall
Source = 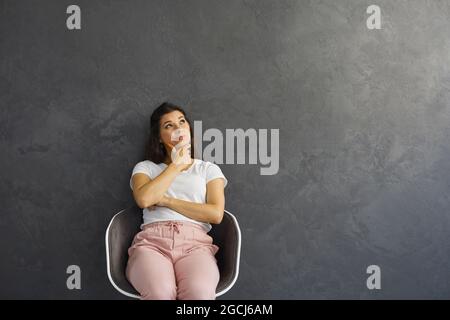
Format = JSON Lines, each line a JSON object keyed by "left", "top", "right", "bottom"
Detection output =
{"left": 1, "top": 0, "right": 450, "bottom": 298}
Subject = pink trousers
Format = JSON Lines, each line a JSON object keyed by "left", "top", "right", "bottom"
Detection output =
{"left": 125, "top": 220, "right": 220, "bottom": 300}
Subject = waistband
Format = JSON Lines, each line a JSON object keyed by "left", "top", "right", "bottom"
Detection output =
{"left": 142, "top": 220, "right": 206, "bottom": 232}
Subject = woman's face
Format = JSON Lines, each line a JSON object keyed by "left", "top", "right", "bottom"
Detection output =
{"left": 159, "top": 110, "right": 191, "bottom": 149}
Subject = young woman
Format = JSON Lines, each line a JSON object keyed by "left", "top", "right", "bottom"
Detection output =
{"left": 126, "top": 102, "right": 228, "bottom": 300}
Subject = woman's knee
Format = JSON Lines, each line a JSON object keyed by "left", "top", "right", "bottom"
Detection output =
{"left": 127, "top": 264, "right": 177, "bottom": 300}
{"left": 178, "top": 280, "right": 217, "bottom": 300}
{"left": 140, "top": 282, "right": 177, "bottom": 300}
{"left": 126, "top": 247, "right": 177, "bottom": 300}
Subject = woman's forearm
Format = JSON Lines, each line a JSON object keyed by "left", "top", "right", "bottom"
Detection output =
{"left": 137, "top": 163, "right": 180, "bottom": 207}
{"left": 165, "top": 197, "right": 223, "bottom": 224}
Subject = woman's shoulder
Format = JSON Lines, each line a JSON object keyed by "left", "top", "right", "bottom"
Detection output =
{"left": 195, "top": 158, "right": 215, "bottom": 168}
{"left": 195, "top": 159, "right": 227, "bottom": 187}
{"left": 133, "top": 159, "right": 164, "bottom": 170}
{"left": 194, "top": 159, "right": 224, "bottom": 172}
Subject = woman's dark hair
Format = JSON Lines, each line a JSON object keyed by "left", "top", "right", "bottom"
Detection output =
{"left": 146, "top": 102, "right": 195, "bottom": 164}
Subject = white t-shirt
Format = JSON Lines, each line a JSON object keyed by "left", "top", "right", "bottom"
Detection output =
{"left": 129, "top": 158, "right": 228, "bottom": 232}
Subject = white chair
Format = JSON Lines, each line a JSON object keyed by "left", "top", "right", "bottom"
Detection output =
{"left": 105, "top": 204, "right": 241, "bottom": 299}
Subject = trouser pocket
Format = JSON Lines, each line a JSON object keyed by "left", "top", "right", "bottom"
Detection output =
{"left": 185, "top": 229, "right": 219, "bottom": 256}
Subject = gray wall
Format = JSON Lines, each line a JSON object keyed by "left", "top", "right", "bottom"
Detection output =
{"left": 1, "top": 0, "right": 450, "bottom": 299}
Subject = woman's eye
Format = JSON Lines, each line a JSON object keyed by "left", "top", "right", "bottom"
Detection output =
{"left": 164, "top": 119, "right": 184, "bottom": 129}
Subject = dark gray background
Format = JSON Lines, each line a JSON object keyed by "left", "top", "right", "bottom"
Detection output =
{"left": 1, "top": 0, "right": 450, "bottom": 299}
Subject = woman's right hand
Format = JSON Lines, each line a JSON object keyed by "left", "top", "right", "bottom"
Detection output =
{"left": 169, "top": 142, "right": 191, "bottom": 171}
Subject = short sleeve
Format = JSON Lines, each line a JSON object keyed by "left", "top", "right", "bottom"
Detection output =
{"left": 129, "top": 161, "right": 153, "bottom": 190}
{"left": 205, "top": 162, "right": 228, "bottom": 188}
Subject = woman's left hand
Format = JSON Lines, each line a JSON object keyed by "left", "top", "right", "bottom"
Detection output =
{"left": 155, "top": 195, "right": 170, "bottom": 207}
{"left": 147, "top": 195, "right": 171, "bottom": 210}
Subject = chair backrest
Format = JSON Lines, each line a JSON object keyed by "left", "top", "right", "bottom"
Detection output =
{"left": 105, "top": 206, "right": 141, "bottom": 298}
{"left": 105, "top": 204, "right": 241, "bottom": 298}
{"left": 209, "top": 210, "right": 241, "bottom": 296}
